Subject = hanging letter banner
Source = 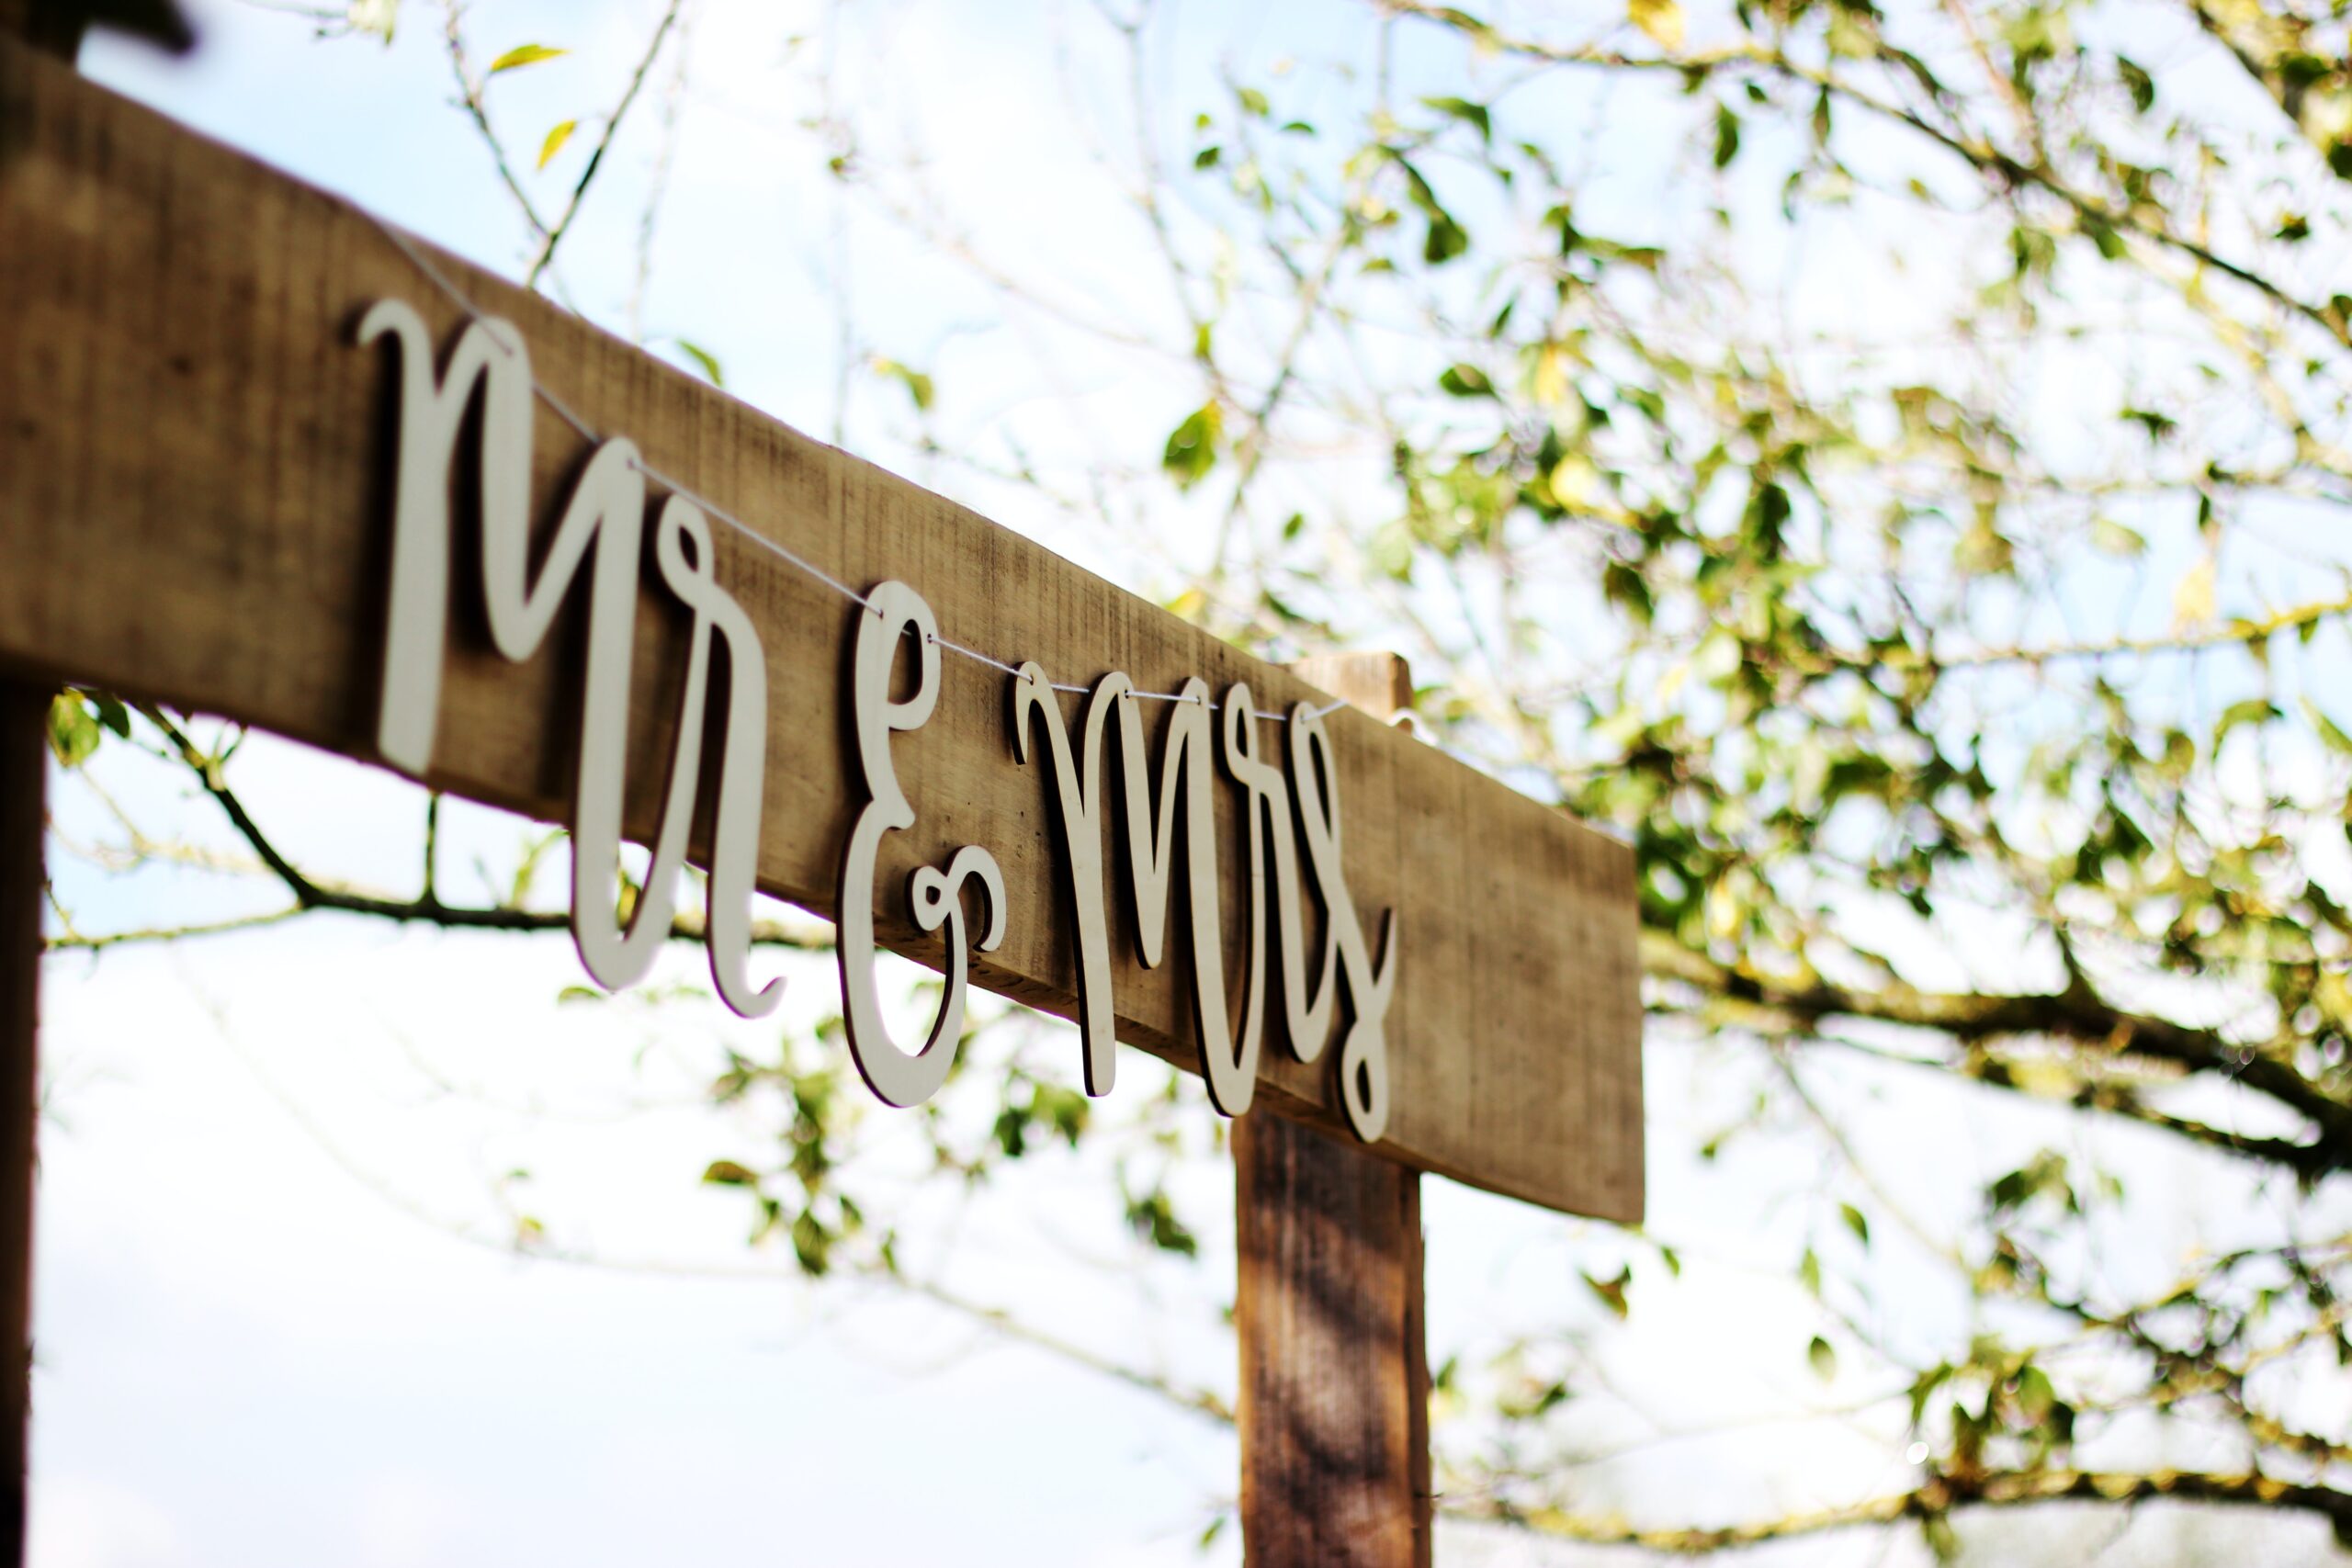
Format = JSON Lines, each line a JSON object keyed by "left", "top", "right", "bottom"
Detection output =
{"left": 0, "top": 39, "right": 1643, "bottom": 1222}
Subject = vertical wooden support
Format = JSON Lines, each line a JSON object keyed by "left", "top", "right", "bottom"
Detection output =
{"left": 0, "top": 22, "right": 67, "bottom": 1568}
{"left": 0, "top": 687, "right": 37, "bottom": 1567}
{"left": 1236, "top": 652, "right": 1430, "bottom": 1568}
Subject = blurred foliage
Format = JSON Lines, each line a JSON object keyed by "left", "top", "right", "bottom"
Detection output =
{"left": 1134, "top": 0, "right": 2352, "bottom": 1551}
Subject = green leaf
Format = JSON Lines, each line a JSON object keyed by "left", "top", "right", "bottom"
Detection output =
{"left": 1236, "top": 85, "right": 1270, "bottom": 118}
{"left": 790, "top": 1210, "right": 831, "bottom": 1275}
{"left": 2116, "top": 55, "right": 2154, "bottom": 113}
{"left": 1713, "top": 105, "right": 1740, "bottom": 169}
{"left": 1162, "top": 401, "right": 1224, "bottom": 489}
{"left": 83, "top": 690, "right": 130, "bottom": 739}
{"left": 702, "top": 1160, "right": 760, "bottom": 1187}
{"left": 490, "top": 42, "right": 567, "bottom": 73}
{"left": 1581, "top": 1266, "right": 1632, "bottom": 1319}
{"left": 675, "top": 339, "right": 725, "bottom": 389}
{"left": 1438, "top": 363, "right": 1495, "bottom": 397}
{"left": 2217, "top": 698, "right": 2279, "bottom": 739}
{"left": 46, "top": 693, "right": 97, "bottom": 768}
{"left": 2014, "top": 1364, "right": 2055, "bottom": 1419}
{"left": 870, "top": 356, "right": 933, "bottom": 411}
{"left": 1423, "top": 214, "right": 1470, "bottom": 265}
{"left": 1394, "top": 156, "right": 1469, "bottom": 265}
{"left": 1798, "top": 1246, "right": 1823, "bottom": 1297}
{"left": 537, "top": 118, "right": 578, "bottom": 170}
{"left": 1193, "top": 144, "right": 1222, "bottom": 170}
{"left": 1808, "top": 1335, "right": 1837, "bottom": 1381}
{"left": 1124, "top": 1188, "right": 1199, "bottom": 1257}
{"left": 1419, "top": 96, "right": 1491, "bottom": 143}
{"left": 2302, "top": 699, "right": 2352, "bottom": 756}
{"left": 1840, "top": 1202, "right": 1871, "bottom": 1247}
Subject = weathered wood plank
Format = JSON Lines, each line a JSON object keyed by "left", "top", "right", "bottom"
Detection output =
{"left": 1237, "top": 1115, "right": 1429, "bottom": 1567}
{"left": 1237, "top": 652, "right": 1430, "bottom": 1568}
{"left": 0, "top": 39, "right": 1643, "bottom": 1221}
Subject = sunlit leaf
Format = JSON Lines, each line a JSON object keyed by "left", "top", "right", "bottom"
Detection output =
{"left": 1163, "top": 401, "right": 1224, "bottom": 489}
{"left": 870, "top": 355, "right": 933, "bottom": 411}
{"left": 537, "top": 118, "right": 578, "bottom": 170}
{"left": 1438, "top": 363, "right": 1495, "bottom": 397}
{"left": 2171, "top": 556, "right": 2217, "bottom": 628}
{"left": 1419, "top": 95, "right": 1491, "bottom": 143}
{"left": 46, "top": 693, "right": 97, "bottom": 768}
{"left": 490, "top": 43, "right": 567, "bottom": 74}
{"left": 674, "top": 339, "right": 725, "bottom": 389}
{"left": 1628, "top": 0, "right": 1685, "bottom": 51}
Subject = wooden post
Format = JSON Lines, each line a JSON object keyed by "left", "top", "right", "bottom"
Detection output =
{"left": 1236, "top": 653, "right": 1430, "bottom": 1568}
{"left": 0, "top": 18, "right": 73, "bottom": 1568}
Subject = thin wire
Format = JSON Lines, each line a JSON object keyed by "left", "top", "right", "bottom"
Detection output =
{"left": 367, "top": 212, "right": 1359, "bottom": 728}
{"left": 375, "top": 220, "right": 487, "bottom": 325}
{"left": 631, "top": 455, "right": 874, "bottom": 610}
{"left": 924, "top": 632, "right": 1024, "bottom": 680}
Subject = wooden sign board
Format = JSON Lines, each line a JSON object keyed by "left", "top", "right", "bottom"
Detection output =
{"left": 0, "top": 39, "right": 1641, "bottom": 1224}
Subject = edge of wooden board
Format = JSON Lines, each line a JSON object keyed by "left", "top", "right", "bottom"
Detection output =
{"left": 0, "top": 39, "right": 1644, "bottom": 1223}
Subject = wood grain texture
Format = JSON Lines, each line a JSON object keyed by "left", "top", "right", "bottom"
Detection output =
{"left": 1237, "top": 653, "right": 1430, "bottom": 1568}
{"left": 0, "top": 690, "right": 40, "bottom": 1564}
{"left": 1237, "top": 1115, "right": 1429, "bottom": 1567}
{"left": 0, "top": 41, "right": 1643, "bottom": 1221}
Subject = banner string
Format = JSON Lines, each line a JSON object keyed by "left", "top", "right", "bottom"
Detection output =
{"left": 368, "top": 215, "right": 1347, "bottom": 722}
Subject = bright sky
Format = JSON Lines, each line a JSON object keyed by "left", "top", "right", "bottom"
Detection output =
{"left": 27, "top": 1, "right": 2352, "bottom": 1565}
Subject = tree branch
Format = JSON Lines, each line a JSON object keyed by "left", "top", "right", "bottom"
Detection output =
{"left": 1643, "top": 931, "right": 2352, "bottom": 1175}
{"left": 522, "top": 0, "right": 685, "bottom": 290}
{"left": 1374, "top": 0, "right": 2352, "bottom": 349}
{"left": 121, "top": 705, "right": 830, "bottom": 955}
{"left": 1451, "top": 1464, "right": 2352, "bottom": 1551}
